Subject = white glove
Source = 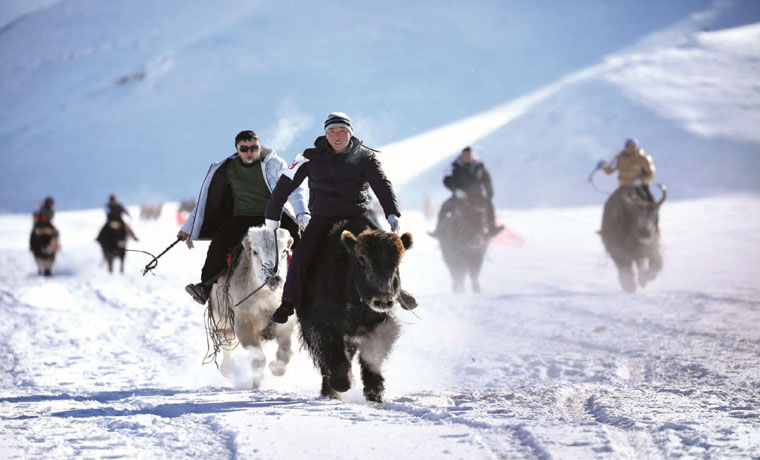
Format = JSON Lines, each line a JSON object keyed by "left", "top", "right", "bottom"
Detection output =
{"left": 177, "top": 231, "right": 194, "bottom": 249}
{"left": 454, "top": 189, "right": 467, "bottom": 199}
{"left": 265, "top": 219, "right": 280, "bottom": 231}
{"left": 297, "top": 214, "right": 311, "bottom": 231}
{"left": 387, "top": 214, "right": 400, "bottom": 234}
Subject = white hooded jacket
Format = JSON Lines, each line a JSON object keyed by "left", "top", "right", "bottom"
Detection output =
{"left": 180, "top": 147, "right": 308, "bottom": 244}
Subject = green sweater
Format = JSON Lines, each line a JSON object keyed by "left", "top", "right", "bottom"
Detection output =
{"left": 225, "top": 157, "right": 271, "bottom": 216}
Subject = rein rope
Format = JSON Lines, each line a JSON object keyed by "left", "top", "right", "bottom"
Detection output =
{"left": 234, "top": 229, "right": 279, "bottom": 307}
{"left": 123, "top": 237, "right": 182, "bottom": 276}
{"left": 588, "top": 166, "right": 613, "bottom": 195}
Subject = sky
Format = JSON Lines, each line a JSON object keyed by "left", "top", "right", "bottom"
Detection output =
{"left": 4, "top": 0, "right": 754, "bottom": 212}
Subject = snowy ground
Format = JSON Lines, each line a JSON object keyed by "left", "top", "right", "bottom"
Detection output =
{"left": 1, "top": 195, "right": 759, "bottom": 459}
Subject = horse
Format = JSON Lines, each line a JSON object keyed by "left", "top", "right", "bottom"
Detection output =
{"left": 436, "top": 196, "right": 490, "bottom": 292}
{"left": 30, "top": 222, "right": 60, "bottom": 276}
{"left": 600, "top": 184, "right": 666, "bottom": 292}
{"left": 296, "top": 217, "right": 413, "bottom": 402}
{"left": 96, "top": 220, "right": 135, "bottom": 273}
{"left": 206, "top": 226, "right": 295, "bottom": 388}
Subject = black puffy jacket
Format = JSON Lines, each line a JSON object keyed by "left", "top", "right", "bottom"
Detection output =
{"left": 443, "top": 158, "right": 494, "bottom": 199}
{"left": 266, "top": 137, "right": 400, "bottom": 220}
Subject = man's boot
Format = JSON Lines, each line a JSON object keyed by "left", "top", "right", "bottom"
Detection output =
{"left": 271, "top": 300, "right": 295, "bottom": 323}
{"left": 398, "top": 289, "right": 418, "bottom": 310}
{"left": 185, "top": 282, "right": 210, "bottom": 305}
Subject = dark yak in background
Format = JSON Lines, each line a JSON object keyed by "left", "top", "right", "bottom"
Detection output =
{"left": 296, "top": 217, "right": 413, "bottom": 403}
{"left": 96, "top": 221, "right": 135, "bottom": 273}
{"left": 436, "top": 197, "right": 490, "bottom": 293}
{"left": 600, "top": 184, "right": 666, "bottom": 292}
{"left": 30, "top": 222, "right": 60, "bottom": 276}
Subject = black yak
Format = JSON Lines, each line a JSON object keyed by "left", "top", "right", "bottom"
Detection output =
{"left": 296, "top": 217, "right": 413, "bottom": 402}
{"left": 435, "top": 198, "right": 490, "bottom": 293}
{"left": 600, "top": 184, "right": 666, "bottom": 292}
{"left": 30, "top": 222, "right": 60, "bottom": 276}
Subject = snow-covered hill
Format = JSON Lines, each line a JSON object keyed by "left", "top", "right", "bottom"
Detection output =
{"left": 4, "top": 0, "right": 757, "bottom": 213}
{"left": 393, "top": 19, "right": 760, "bottom": 210}
{"left": 1, "top": 194, "right": 759, "bottom": 458}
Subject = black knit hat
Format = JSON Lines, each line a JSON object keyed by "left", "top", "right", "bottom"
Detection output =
{"left": 324, "top": 112, "right": 353, "bottom": 135}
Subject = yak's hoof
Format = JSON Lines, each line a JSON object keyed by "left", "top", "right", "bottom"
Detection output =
{"left": 269, "top": 360, "right": 287, "bottom": 377}
{"left": 329, "top": 374, "right": 351, "bottom": 393}
{"left": 363, "top": 388, "right": 384, "bottom": 403}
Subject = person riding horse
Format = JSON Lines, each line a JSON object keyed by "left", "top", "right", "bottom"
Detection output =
{"left": 429, "top": 146, "right": 503, "bottom": 238}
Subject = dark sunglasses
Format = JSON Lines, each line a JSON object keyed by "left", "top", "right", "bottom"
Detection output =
{"left": 238, "top": 145, "right": 260, "bottom": 153}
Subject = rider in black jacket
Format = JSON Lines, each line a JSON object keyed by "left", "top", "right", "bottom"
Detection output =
{"left": 430, "top": 146, "right": 503, "bottom": 237}
{"left": 266, "top": 112, "right": 417, "bottom": 323}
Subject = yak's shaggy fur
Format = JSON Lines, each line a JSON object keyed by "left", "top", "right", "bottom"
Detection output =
{"left": 207, "top": 226, "right": 295, "bottom": 388}
{"left": 437, "top": 198, "right": 489, "bottom": 292}
{"left": 600, "top": 185, "right": 666, "bottom": 292}
{"left": 30, "top": 222, "right": 60, "bottom": 276}
{"left": 296, "top": 217, "right": 413, "bottom": 402}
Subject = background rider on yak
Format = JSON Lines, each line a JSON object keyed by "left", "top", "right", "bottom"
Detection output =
{"left": 180, "top": 130, "right": 309, "bottom": 305}
{"left": 429, "top": 146, "right": 503, "bottom": 238}
{"left": 30, "top": 196, "right": 60, "bottom": 276}
{"left": 99, "top": 194, "right": 139, "bottom": 241}
{"left": 267, "top": 112, "right": 417, "bottom": 324}
{"left": 599, "top": 138, "right": 656, "bottom": 202}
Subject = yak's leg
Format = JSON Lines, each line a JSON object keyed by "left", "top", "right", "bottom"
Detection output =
{"left": 452, "top": 268, "right": 464, "bottom": 293}
{"left": 247, "top": 345, "right": 266, "bottom": 389}
{"left": 647, "top": 248, "right": 663, "bottom": 282}
{"left": 320, "top": 332, "right": 352, "bottom": 393}
{"left": 617, "top": 263, "right": 636, "bottom": 293}
{"left": 358, "top": 319, "right": 400, "bottom": 402}
{"left": 43, "top": 258, "right": 53, "bottom": 277}
{"left": 219, "top": 346, "right": 235, "bottom": 377}
{"left": 320, "top": 373, "right": 339, "bottom": 399}
{"left": 269, "top": 324, "right": 294, "bottom": 377}
{"left": 470, "top": 264, "right": 481, "bottom": 293}
{"left": 300, "top": 325, "right": 345, "bottom": 398}
{"left": 635, "top": 258, "right": 648, "bottom": 288}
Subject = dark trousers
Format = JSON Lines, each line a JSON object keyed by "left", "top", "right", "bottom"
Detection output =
{"left": 281, "top": 214, "right": 377, "bottom": 306}
{"left": 635, "top": 184, "right": 654, "bottom": 202}
{"left": 201, "top": 214, "right": 300, "bottom": 284}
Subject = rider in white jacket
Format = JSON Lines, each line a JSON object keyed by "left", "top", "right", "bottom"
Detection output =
{"left": 180, "top": 130, "right": 309, "bottom": 305}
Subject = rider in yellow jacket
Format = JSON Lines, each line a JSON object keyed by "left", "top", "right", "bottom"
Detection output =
{"left": 601, "top": 139, "right": 656, "bottom": 201}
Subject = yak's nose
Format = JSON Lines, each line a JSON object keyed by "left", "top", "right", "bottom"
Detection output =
{"left": 268, "top": 275, "right": 283, "bottom": 288}
{"left": 371, "top": 296, "right": 395, "bottom": 310}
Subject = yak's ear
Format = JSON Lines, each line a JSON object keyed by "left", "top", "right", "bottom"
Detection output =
{"left": 400, "top": 232, "right": 413, "bottom": 250}
{"left": 242, "top": 234, "right": 251, "bottom": 253}
{"left": 341, "top": 230, "right": 358, "bottom": 251}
